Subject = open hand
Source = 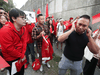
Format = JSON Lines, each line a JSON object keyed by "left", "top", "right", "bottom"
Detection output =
{"left": 71, "top": 20, "right": 77, "bottom": 31}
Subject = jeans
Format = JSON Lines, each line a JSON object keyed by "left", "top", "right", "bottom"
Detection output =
{"left": 25, "top": 43, "right": 35, "bottom": 63}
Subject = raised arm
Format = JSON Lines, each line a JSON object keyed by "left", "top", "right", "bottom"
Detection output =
{"left": 58, "top": 21, "right": 76, "bottom": 42}
{"left": 87, "top": 28, "right": 99, "bottom": 54}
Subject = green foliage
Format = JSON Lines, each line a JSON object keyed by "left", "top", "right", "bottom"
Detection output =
{"left": 0, "top": 0, "right": 14, "bottom": 12}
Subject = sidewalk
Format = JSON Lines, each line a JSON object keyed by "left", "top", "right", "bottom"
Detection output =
{"left": 0, "top": 42, "right": 100, "bottom": 75}
{"left": 0, "top": 42, "right": 65, "bottom": 75}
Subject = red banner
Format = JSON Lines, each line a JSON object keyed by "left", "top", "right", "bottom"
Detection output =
{"left": 0, "top": 56, "right": 10, "bottom": 69}
{"left": 92, "top": 13, "right": 100, "bottom": 24}
{"left": 3, "top": 0, "right": 8, "bottom": 3}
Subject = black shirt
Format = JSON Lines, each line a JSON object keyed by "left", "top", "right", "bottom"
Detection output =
{"left": 64, "top": 31, "right": 89, "bottom": 61}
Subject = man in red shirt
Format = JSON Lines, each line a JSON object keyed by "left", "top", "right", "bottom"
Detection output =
{"left": 0, "top": 8, "right": 28, "bottom": 75}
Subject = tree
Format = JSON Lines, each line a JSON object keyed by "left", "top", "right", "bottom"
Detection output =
{"left": 0, "top": 0, "right": 14, "bottom": 12}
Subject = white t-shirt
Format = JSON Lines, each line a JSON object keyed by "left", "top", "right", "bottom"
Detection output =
{"left": 57, "top": 23, "right": 66, "bottom": 36}
{"left": 84, "top": 30, "right": 100, "bottom": 62}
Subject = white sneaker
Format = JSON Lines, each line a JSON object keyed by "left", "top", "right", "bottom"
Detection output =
{"left": 42, "top": 61, "right": 46, "bottom": 65}
{"left": 0, "top": 68, "right": 5, "bottom": 72}
{"left": 39, "top": 65, "right": 43, "bottom": 72}
{"left": 46, "top": 62, "right": 50, "bottom": 68}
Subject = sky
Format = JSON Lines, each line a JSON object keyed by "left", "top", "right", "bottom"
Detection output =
{"left": 13, "top": 0, "right": 28, "bottom": 9}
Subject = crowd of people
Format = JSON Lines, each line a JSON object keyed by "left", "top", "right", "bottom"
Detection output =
{"left": 0, "top": 7, "right": 100, "bottom": 75}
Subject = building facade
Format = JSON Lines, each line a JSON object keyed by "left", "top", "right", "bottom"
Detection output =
{"left": 21, "top": 0, "right": 100, "bottom": 31}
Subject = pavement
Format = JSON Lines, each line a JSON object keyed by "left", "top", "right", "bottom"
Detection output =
{"left": 0, "top": 41, "right": 100, "bottom": 75}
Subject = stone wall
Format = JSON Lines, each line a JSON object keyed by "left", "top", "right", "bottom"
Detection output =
{"left": 21, "top": 0, "right": 100, "bottom": 31}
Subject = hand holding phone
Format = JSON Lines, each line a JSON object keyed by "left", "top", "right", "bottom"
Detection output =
{"left": 86, "top": 28, "right": 92, "bottom": 37}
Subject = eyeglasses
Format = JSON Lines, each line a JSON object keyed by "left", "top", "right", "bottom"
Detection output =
{"left": 0, "top": 12, "right": 6, "bottom": 15}
{"left": 19, "top": 16, "right": 26, "bottom": 20}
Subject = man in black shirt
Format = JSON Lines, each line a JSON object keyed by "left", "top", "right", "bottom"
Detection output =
{"left": 58, "top": 15, "right": 99, "bottom": 75}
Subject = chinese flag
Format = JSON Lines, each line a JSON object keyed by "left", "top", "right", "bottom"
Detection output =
{"left": 42, "top": 35, "right": 53, "bottom": 61}
{"left": 0, "top": 56, "right": 10, "bottom": 69}
{"left": 45, "top": 4, "right": 49, "bottom": 21}
{"left": 3, "top": 0, "right": 8, "bottom": 3}
{"left": 92, "top": 13, "right": 100, "bottom": 24}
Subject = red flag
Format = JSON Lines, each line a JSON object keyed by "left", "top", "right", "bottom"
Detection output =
{"left": 92, "top": 13, "right": 100, "bottom": 24}
{"left": 37, "top": 8, "right": 41, "bottom": 14}
{"left": 52, "top": 15, "right": 55, "bottom": 27}
{"left": 52, "top": 15, "right": 54, "bottom": 18}
{"left": 45, "top": 4, "right": 49, "bottom": 20}
{"left": 15, "top": 59, "right": 27, "bottom": 72}
{"left": 41, "top": 35, "right": 53, "bottom": 61}
{"left": 33, "top": 9, "right": 35, "bottom": 12}
{"left": 0, "top": 56, "right": 10, "bottom": 69}
{"left": 3, "top": 0, "right": 8, "bottom": 3}
{"left": 54, "top": 22, "right": 58, "bottom": 35}
{"left": 36, "top": 8, "right": 41, "bottom": 22}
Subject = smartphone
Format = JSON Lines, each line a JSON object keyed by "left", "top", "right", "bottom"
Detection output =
{"left": 85, "top": 29, "right": 89, "bottom": 33}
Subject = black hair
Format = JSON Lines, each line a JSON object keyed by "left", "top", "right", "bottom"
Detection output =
{"left": 9, "top": 8, "right": 26, "bottom": 23}
{"left": 46, "top": 17, "right": 50, "bottom": 20}
{"left": 37, "top": 14, "right": 43, "bottom": 18}
{"left": 0, "top": 15, "right": 7, "bottom": 28}
{"left": 0, "top": 7, "right": 5, "bottom": 11}
{"left": 88, "top": 26, "right": 92, "bottom": 30}
{"left": 48, "top": 19, "right": 54, "bottom": 31}
{"left": 56, "top": 18, "right": 59, "bottom": 21}
{"left": 79, "top": 15, "right": 90, "bottom": 21}
{"left": 48, "top": 17, "right": 50, "bottom": 19}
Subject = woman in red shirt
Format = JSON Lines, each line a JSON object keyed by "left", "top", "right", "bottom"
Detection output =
{"left": 48, "top": 19, "right": 54, "bottom": 46}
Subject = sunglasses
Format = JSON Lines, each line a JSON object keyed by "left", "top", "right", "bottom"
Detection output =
{"left": 0, "top": 12, "right": 6, "bottom": 15}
